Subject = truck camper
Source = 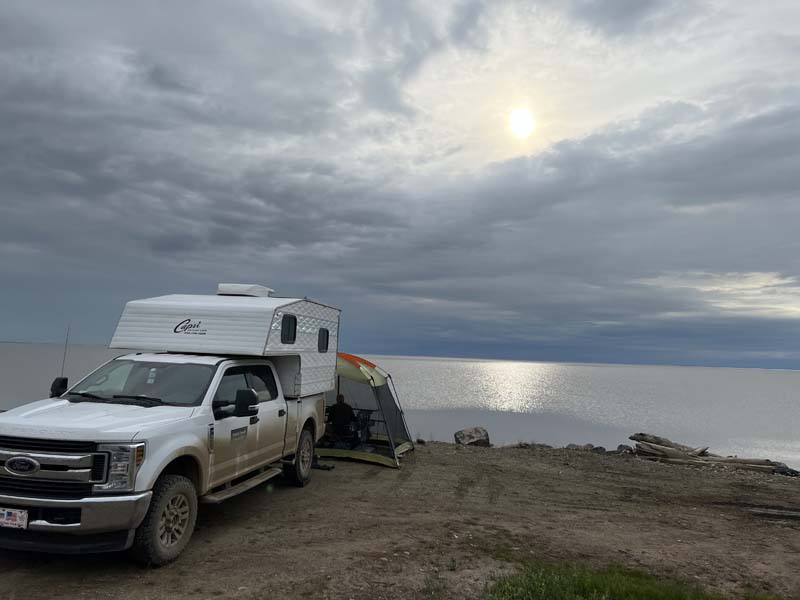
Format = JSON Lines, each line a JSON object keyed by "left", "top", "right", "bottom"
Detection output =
{"left": 0, "top": 284, "right": 339, "bottom": 565}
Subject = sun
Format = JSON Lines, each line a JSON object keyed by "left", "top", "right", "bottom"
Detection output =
{"left": 509, "top": 108, "right": 535, "bottom": 138}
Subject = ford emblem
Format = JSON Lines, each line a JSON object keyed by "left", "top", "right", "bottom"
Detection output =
{"left": 5, "top": 456, "right": 40, "bottom": 476}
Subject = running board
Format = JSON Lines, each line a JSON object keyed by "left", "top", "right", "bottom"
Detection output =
{"left": 200, "top": 467, "right": 283, "bottom": 504}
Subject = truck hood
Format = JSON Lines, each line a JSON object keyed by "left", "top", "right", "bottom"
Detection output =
{"left": 0, "top": 398, "right": 194, "bottom": 442}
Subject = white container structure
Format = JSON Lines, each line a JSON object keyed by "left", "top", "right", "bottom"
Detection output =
{"left": 110, "top": 284, "right": 340, "bottom": 397}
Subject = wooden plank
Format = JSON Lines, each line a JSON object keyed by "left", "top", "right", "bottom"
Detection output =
{"left": 748, "top": 508, "right": 800, "bottom": 520}
{"left": 629, "top": 433, "right": 697, "bottom": 454}
{"left": 635, "top": 441, "right": 692, "bottom": 459}
{"left": 705, "top": 456, "right": 776, "bottom": 466}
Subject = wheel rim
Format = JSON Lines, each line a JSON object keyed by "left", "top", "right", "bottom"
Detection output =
{"left": 299, "top": 435, "right": 313, "bottom": 476}
{"left": 158, "top": 493, "right": 190, "bottom": 548}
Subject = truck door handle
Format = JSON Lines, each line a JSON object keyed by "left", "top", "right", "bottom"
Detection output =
{"left": 278, "top": 409, "right": 286, "bottom": 417}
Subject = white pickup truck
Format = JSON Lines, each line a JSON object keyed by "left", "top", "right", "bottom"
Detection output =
{"left": 0, "top": 285, "right": 340, "bottom": 565}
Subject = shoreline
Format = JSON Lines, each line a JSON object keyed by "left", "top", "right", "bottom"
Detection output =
{"left": 404, "top": 410, "right": 800, "bottom": 470}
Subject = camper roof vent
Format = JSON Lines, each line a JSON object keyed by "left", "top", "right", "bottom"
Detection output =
{"left": 216, "top": 283, "right": 274, "bottom": 297}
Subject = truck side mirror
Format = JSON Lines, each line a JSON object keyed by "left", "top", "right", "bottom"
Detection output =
{"left": 234, "top": 389, "right": 259, "bottom": 418}
{"left": 50, "top": 377, "right": 68, "bottom": 398}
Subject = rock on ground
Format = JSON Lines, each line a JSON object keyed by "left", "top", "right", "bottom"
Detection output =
{"left": 566, "top": 443, "right": 595, "bottom": 451}
{"left": 454, "top": 426, "right": 491, "bottom": 447}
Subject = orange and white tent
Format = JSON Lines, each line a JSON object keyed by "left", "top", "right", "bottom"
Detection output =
{"left": 317, "top": 353, "right": 414, "bottom": 468}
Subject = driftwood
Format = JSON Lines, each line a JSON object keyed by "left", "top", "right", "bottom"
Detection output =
{"left": 635, "top": 441, "right": 697, "bottom": 460}
{"left": 748, "top": 508, "right": 800, "bottom": 520}
{"left": 725, "top": 463, "right": 780, "bottom": 473}
{"left": 708, "top": 457, "right": 776, "bottom": 466}
{"left": 629, "top": 433, "right": 699, "bottom": 454}
{"left": 640, "top": 456, "right": 777, "bottom": 473}
{"left": 647, "top": 458, "right": 710, "bottom": 468}
{"left": 629, "top": 432, "right": 798, "bottom": 476}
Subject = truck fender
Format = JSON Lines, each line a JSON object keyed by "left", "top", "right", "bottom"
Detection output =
{"left": 304, "top": 416, "right": 317, "bottom": 438}
{"left": 137, "top": 443, "right": 209, "bottom": 494}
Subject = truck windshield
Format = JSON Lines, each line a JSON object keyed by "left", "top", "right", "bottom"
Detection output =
{"left": 66, "top": 360, "right": 215, "bottom": 407}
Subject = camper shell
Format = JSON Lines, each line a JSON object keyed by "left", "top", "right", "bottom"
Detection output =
{"left": 110, "top": 283, "right": 341, "bottom": 397}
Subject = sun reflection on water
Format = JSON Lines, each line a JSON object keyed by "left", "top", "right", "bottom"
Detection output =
{"left": 474, "top": 360, "right": 556, "bottom": 413}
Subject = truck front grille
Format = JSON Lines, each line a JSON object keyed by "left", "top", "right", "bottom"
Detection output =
{"left": 0, "top": 436, "right": 108, "bottom": 499}
{"left": 0, "top": 435, "right": 97, "bottom": 453}
{"left": 0, "top": 478, "right": 94, "bottom": 499}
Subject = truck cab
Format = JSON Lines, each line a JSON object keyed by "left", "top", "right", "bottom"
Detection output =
{"left": 0, "top": 285, "right": 339, "bottom": 565}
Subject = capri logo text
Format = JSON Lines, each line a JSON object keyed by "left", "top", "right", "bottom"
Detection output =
{"left": 173, "top": 319, "right": 207, "bottom": 335}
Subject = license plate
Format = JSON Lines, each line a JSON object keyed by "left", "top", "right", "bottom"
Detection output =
{"left": 0, "top": 507, "right": 28, "bottom": 530}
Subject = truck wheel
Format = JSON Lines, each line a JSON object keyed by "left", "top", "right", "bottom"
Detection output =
{"left": 131, "top": 474, "right": 198, "bottom": 566}
{"left": 284, "top": 427, "right": 314, "bottom": 487}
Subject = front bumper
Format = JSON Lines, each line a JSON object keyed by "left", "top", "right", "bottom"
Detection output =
{"left": 0, "top": 491, "right": 152, "bottom": 553}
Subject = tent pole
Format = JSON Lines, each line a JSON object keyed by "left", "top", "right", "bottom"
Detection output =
{"left": 388, "top": 374, "right": 413, "bottom": 448}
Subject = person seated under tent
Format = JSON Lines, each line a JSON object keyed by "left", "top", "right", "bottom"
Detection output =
{"left": 326, "top": 393, "right": 355, "bottom": 438}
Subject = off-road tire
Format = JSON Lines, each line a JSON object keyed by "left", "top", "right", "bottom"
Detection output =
{"left": 284, "top": 427, "right": 314, "bottom": 487}
{"left": 131, "top": 474, "right": 198, "bottom": 566}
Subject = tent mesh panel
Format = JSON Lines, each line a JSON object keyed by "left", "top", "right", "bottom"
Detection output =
{"left": 376, "top": 384, "right": 411, "bottom": 446}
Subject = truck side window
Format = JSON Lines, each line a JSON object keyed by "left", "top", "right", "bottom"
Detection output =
{"left": 281, "top": 314, "right": 297, "bottom": 344}
{"left": 247, "top": 366, "right": 279, "bottom": 402}
{"left": 215, "top": 367, "right": 249, "bottom": 404}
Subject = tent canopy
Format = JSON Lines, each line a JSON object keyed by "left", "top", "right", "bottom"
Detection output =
{"left": 317, "top": 353, "right": 413, "bottom": 468}
{"left": 336, "top": 352, "right": 387, "bottom": 387}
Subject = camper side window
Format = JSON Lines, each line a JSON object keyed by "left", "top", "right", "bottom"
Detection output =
{"left": 318, "top": 328, "right": 329, "bottom": 353}
{"left": 281, "top": 314, "right": 297, "bottom": 344}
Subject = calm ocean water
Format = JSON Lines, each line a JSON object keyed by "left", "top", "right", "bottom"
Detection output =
{"left": 1, "top": 343, "right": 798, "bottom": 466}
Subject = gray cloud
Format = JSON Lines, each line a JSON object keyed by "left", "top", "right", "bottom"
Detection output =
{"left": 357, "top": 1, "right": 490, "bottom": 114}
{"left": 556, "top": 0, "right": 707, "bottom": 36}
{"left": 449, "top": 0, "right": 490, "bottom": 50}
{"left": 1, "top": 1, "right": 799, "bottom": 368}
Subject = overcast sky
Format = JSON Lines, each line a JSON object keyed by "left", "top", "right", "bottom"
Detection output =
{"left": 1, "top": 1, "right": 799, "bottom": 367}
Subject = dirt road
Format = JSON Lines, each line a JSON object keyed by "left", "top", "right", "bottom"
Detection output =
{"left": 2, "top": 443, "right": 799, "bottom": 599}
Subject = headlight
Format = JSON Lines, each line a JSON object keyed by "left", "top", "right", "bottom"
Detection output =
{"left": 94, "top": 443, "right": 146, "bottom": 493}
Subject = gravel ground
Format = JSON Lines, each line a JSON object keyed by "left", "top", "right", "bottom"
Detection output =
{"left": 1, "top": 442, "right": 799, "bottom": 599}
